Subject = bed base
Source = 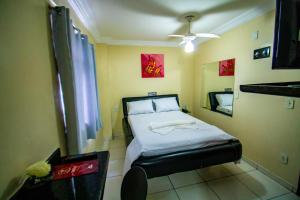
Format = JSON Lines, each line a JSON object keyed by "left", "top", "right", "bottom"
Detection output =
{"left": 123, "top": 118, "right": 242, "bottom": 179}
{"left": 133, "top": 139, "right": 242, "bottom": 178}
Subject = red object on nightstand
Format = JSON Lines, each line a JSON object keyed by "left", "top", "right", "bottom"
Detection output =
{"left": 52, "top": 159, "right": 99, "bottom": 180}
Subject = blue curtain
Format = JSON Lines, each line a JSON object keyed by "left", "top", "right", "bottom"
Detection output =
{"left": 50, "top": 7, "right": 102, "bottom": 155}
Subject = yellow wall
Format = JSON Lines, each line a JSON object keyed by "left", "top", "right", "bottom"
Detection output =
{"left": 98, "top": 45, "right": 195, "bottom": 135}
{"left": 0, "top": 0, "right": 65, "bottom": 198}
{"left": 200, "top": 62, "right": 235, "bottom": 108}
{"left": 194, "top": 10, "right": 300, "bottom": 188}
{"left": 0, "top": 0, "right": 106, "bottom": 198}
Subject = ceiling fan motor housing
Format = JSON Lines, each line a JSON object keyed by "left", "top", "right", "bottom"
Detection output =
{"left": 184, "top": 35, "right": 196, "bottom": 41}
{"left": 185, "top": 15, "right": 195, "bottom": 22}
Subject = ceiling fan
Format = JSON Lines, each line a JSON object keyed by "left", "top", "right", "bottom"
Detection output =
{"left": 168, "top": 15, "right": 220, "bottom": 53}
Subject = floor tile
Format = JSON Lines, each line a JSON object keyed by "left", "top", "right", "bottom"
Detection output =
{"left": 208, "top": 176, "right": 259, "bottom": 200}
{"left": 109, "top": 138, "right": 126, "bottom": 150}
{"left": 109, "top": 147, "right": 126, "bottom": 160}
{"left": 169, "top": 170, "right": 203, "bottom": 188}
{"left": 197, "top": 164, "right": 234, "bottom": 181}
{"left": 176, "top": 183, "right": 219, "bottom": 200}
{"left": 107, "top": 159, "right": 124, "bottom": 178}
{"left": 103, "top": 176, "right": 122, "bottom": 200}
{"left": 237, "top": 170, "right": 290, "bottom": 200}
{"left": 147, "top": 190, "right": 179, "bottom": 200}
{"left": 148, "top": 176, "right": 173, "bottom": 194}
{"left": 272, "top": 193, "right": 300, "bottom": 200}
{"left": 224, "top": 160, "right": 255, "bottom": 175}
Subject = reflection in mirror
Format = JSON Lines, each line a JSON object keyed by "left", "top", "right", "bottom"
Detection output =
{"left": 200, "top": 59, "right": 235, "bottom": 116}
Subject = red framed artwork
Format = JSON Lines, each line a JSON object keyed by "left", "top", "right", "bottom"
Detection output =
{"left": 141, "top": 54, "right": 164, "bottom": 78}
{"left": 219, "top": 58, "right": 235, "bottom": 76}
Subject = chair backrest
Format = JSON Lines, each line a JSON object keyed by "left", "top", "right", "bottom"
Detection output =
{"left": 121, "top": 166, "right": 148, "bottom": 200}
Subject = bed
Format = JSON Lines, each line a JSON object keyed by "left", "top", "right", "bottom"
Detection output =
{"left": 122, "top": 94, "right": 242, "bottom": 178}
{"left": 208, "top": 91, "right": 233, "bottom": 116}
{"left": 216, "top": 105, "right": 233, "bottom": 115}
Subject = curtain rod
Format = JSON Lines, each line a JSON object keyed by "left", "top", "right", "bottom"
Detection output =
{"left": 48, "top": 0, "right": 58, "bottom": 7}
{"left": 48, "top": 0, "right": 80, "bottom": 30}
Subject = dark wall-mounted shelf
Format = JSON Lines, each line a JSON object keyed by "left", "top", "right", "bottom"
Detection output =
{"left": 240, "top": 81, "right": 300, "bottom": 98}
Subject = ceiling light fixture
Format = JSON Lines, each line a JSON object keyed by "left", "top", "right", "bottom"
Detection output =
{"left": 184, "top": 41, "right": 194, "bottom": 53}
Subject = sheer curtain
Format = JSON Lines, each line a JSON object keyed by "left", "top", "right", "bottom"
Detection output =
{"left": 50, "top": 7, "right": 102, "bottom": 155}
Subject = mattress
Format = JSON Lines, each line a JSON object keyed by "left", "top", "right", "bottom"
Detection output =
{"left": 216, "top": 105, "right": 233, "bottom": 115}
{"left": 127, "top": 111, "right": 235, "bottom": 157}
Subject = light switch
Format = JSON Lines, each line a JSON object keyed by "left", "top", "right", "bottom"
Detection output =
{"left": 280, "top": 153, "right": 288, "bottom": 165}
{"left": 284, "top": 98, "right": 295, "bottom": 109}
{"left": 234, "top": 91, "right": 239, "bottom": 99}
{"left": 251, "top": 31, "right": 259, "bottom": 40}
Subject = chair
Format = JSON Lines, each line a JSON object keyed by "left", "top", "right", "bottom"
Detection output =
{"left": 121, "top": 166, "right": 148, "bottom": 200}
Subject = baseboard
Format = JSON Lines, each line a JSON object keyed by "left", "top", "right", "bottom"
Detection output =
{"left": 102, "top": 135, "right": 112, "bottom": 150}
{"left": 242, "top": 156, "right": 297, "bottom": 193}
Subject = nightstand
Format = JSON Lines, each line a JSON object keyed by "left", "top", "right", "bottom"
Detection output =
{"left": 11, "top": 149, "right": 110, "bottom": 200}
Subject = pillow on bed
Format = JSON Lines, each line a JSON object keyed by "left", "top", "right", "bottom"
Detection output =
{"left": 215, "top": 94, "right": 233, "bottom": 106}
{"left": 153, "top": 97, "right": 180, "bottom": 112}
{"left": 127, "top": 100, "right": 154, "bottom": 115}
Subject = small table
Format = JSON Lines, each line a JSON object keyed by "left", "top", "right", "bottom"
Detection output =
{"left": 11, "top": 149, "right": 110, "bottom": 200}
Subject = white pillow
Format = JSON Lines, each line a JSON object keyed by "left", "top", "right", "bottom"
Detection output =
{"left": 215, "top": 94, "right": 233, "bottom": 106}
{"left": 153, "top": 97, "right": 180, "bottom": 112}
{"left": 127, "top": 100, "right": 154, "bottom": 115}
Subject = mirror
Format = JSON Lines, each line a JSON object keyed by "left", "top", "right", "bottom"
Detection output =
{"left": 200, "top": 59, "right": 235, "bottom": 116}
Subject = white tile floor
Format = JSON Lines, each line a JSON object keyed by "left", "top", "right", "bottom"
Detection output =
{"left": 104, "top": 138, "right": 299, "bottom": 200}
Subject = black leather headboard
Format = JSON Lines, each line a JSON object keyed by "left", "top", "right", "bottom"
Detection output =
{"left": 208, "top": 91, "right": 233, "bottom": 111}
{"left": 122, "top": 94, "right": 179, "bottom": 118}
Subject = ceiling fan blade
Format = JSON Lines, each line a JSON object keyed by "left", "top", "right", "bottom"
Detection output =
{"left": 195, "top": 33, "right": 220, "bottom": 38}
{"left": 200, "top": 0, "right": 261, "bottom": 16}
{"left": 118, "top": 0, "right": 178, "bottom": 17}
{"left": 168, "top": 34, "right": 185, "bottom": 38}
{"left": 178, "top": 40, "right": 187, "bottom": 46}
{"left": 167, "top": 23, "right": 188, "bottom": 39}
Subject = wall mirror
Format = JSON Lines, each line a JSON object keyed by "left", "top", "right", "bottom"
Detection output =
{"left": 200, "top": 59, "right": 235, "bottom": 117}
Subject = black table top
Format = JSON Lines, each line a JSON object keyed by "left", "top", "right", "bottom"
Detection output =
{"left": 11, "top": 150, "right": 110, "bottom": 200}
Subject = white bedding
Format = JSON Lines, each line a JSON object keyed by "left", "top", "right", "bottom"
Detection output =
{"left": 150, "top": 120, "right": 198, "bottom": 135}
{"left": 123, "top": 111, "right": 235, "bottom": 175}
{"left": 216, "top": 105, "right": 233, "bottom": 115}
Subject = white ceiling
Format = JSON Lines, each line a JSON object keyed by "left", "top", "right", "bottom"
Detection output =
{"left": 58, "top": 0, "right": 275, "bottom": 46}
